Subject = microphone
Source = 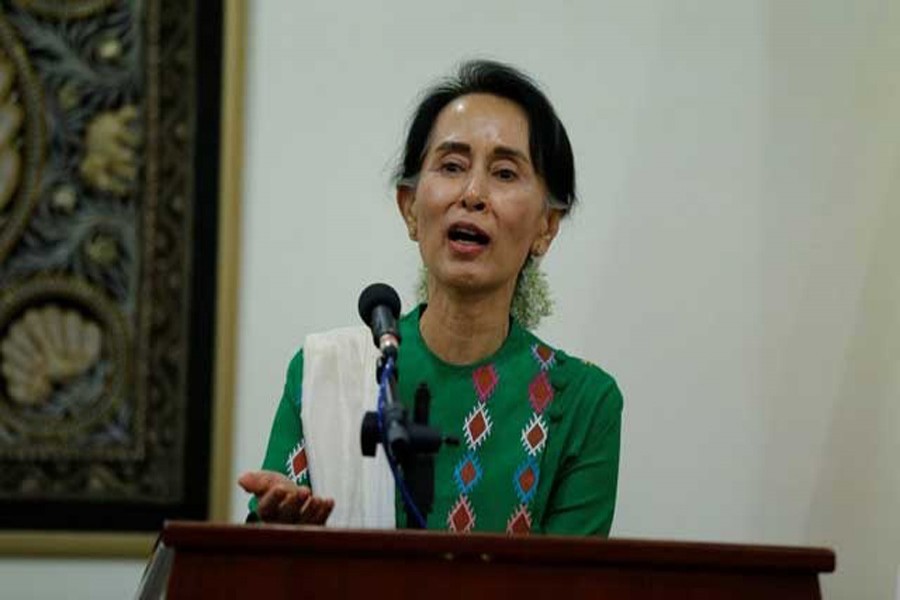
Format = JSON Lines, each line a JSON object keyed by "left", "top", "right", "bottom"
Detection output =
{"left": 358, "top": 283, "right": 402, "bottom": 357}
{"left": 358, "top": 283, "right": 409, "bottom": 460}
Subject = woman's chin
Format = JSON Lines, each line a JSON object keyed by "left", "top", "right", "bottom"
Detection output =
{"left": 429, "top": 267, "right": 513, "bottom": 299}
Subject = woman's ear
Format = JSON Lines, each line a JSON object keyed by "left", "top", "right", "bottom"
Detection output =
{"left": 532, "top": 208, "right": 563, "bottom": 257}
{"left": 396, "top": 186, "right": 418, "bottom": 240}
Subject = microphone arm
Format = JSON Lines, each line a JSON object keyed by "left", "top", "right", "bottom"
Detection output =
{"left": 379, "top": 354, "right": 410, "bottom": 459}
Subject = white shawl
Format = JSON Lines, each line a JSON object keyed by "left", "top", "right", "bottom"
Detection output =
{"left": 300, "top": 325, "right": 396, "bottom": 529}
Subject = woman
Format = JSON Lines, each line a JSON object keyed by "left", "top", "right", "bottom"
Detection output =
{"left": 240, "top": 60, "right": 623, "bottom": 536}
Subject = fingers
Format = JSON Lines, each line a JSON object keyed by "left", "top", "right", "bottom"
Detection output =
{"left": 256, "top": 487, "right": 285, "bottom": 520}
{"left": 239, "top": 470, "right": 334, "bottom": 525}
{"left": 238, "top": 470, "right": 288, "bottom": 495}
{"left": 237, "top": 470, "right": 266, "bottom": 494}
{"left": 259, "top": 481, "right": 311, "bottom": 521}
{"left": 241, "top": 470, "right": 293, "bottom": 521}
{"left": 274, "top": 485, "right": 312, "bottom": 522}
{"left": 308, "top": 497, "right": 335, "bottom": 525}
{"left": 296, "top": 495, "right": 332, "bottom": 525}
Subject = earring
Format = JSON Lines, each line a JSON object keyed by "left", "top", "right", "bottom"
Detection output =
{"left": 531, "top": 243, "right": 545, "bottom": 257}
{"left": 408, "top": 224, "right": 418, "bottom": 240}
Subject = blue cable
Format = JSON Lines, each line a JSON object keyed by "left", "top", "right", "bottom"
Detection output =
{"left": 376, "top": 356, "right": 427, "bottom": 529}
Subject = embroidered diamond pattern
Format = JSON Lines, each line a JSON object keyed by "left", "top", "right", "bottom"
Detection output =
{"left": 286, "top": 441, "right": 308, "bottom": 484}
{"left": 472, "top": 364, "right": 499, "bottom": 403}
{"left": 463, "top": 404, "right": 492, "bottom": 450}
{"left": 514, "top": 457, "right": 540, "bottom": 504}
{"left": 447, "top": 495, "right": 475, "bottom": 533}
{"left": 521, "top": 413, "right": 548, "bottom": 456}
{"left": 506, "top": 505, "right": 533, "bottom": 535}
{"left": 531, "top": 344, "right": 556, "bottom": 371}
{"left": 528, "top": 371, "right": 554, "bottom": 414}
{"left": 453, "top": 453, "right": 483, "bottom": 495}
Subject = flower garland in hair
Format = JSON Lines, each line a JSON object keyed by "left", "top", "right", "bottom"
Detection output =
{"left": 415, "top": 257, "right": 553, "bottom": 330}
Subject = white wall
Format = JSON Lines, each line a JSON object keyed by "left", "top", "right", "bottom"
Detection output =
{"left": 4, "top": 1, "right": 897, "bottom": 598}
{"left": 0, "top": 559, "right": 144, "bottom": 600}
{"left": 806, "top": 177, "right": 900, "bottom": 598}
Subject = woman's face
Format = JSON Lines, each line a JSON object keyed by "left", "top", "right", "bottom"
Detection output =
{"left": 398, "top": 93, "right": 561, "bottom": 300}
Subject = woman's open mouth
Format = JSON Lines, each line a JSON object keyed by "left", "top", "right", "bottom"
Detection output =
{"left": 447, "top": 222, "right": 491, "bottom": 256}
{"left": 448, "top": 223, "right": 490, "bottom": 245}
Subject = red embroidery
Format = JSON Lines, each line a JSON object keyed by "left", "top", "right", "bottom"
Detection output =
{"left": 506, "top": 505, "right": 532, "bottom": 535}
{"left": 463, "top": 404, "right": 492, "bottom": 450}
{"left": 448, "top": 496, "right": 476, "bottom": 533}
{"left": 469, "top": 412, "right": 487, "bottom": 439}
{"left": 285, "top": 441, "right": 308, "bottom": 484}
{"left": 522, "top": 413, "right": 548, "bottom": 456}
{"left": 518, "top": 465, "right": 537, "bottom": 496}
{"left": 292, "top": 449, "right": 307, "bottom": 474}
{"left": 528, "top": 371, "right": 554, "bottom": 414}
{"left": 460, "top": 460, "right": 478, "bottom": 486}
{"left": 532, "top": 344, "right": 556, "bottom": 371}
{"left": 527, "top": 425, "right": 544, "bottom": 447}
{"left": 472, "top": 364, "right": 499, "bottom": 403}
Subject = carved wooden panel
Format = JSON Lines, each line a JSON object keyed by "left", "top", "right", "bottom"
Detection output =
{"left": 0, "top": 0, "right": 222, "bottom": 532}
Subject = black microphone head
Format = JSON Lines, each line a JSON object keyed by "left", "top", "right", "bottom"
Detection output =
{"left": 358, "top": 283, "right": 401, "bottom": 326}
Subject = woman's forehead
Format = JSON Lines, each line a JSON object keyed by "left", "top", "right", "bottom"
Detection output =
{"left": 426, "top": 93, "right": 530, "bottom": 155}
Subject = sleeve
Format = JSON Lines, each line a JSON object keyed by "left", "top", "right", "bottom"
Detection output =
{"left": 247, "top": 349, "right": 307, "bottom": 517}
{"left": 541, "top": 376, "right": 623, "bottom": 537}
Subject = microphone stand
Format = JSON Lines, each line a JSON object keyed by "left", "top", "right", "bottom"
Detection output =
{"left": 361, "top": 348, "right": 457, "bottom": 529}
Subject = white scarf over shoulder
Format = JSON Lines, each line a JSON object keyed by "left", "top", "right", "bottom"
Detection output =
{"left": 300, "top": 325, "right": 396, "bottom": 529}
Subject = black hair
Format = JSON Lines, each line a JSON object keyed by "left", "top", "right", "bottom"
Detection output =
{"left": 395, "top": 60, "right": 576, "bottom": 212}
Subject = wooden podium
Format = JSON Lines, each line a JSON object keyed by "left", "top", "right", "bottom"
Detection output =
{"left": 148, "top": 521, "right": 834, "bottom": 599}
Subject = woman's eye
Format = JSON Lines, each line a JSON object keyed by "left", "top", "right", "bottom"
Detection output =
{"left": 439, "top": 162, "right": 465, "bottom": 174}
{"left": 494, "top": 168, "right": 518, "bottom": 181}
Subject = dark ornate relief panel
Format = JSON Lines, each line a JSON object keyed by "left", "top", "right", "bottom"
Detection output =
{"left": 0, "top": 0, "right": 221, "bottom": 531}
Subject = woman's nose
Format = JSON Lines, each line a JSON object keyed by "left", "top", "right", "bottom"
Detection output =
{"left": 460, "top": 172, "right": 488, "bottom": 211}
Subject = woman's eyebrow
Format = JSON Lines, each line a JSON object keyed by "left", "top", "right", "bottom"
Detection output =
{"left": 433, "top": 141, "right": 530, "bottom": 165}
{"left": 433, "top": 141, "right": 471, "bottom": 155}
{"left": 491, "top": 146, "right": 530, "bottom": 165}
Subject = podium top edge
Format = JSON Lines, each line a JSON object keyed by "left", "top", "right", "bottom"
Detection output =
{"left": 160, "top": 521, "right": 835, "bottom": 574}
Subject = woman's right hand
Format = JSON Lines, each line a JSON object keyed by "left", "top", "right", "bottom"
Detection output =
{"left": 238, "top": 470, "right": 335, "bottom": 525}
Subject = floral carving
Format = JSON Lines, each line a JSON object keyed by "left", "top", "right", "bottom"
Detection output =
{"left": 79, "top": 104, "right": 140, "bottom": 196}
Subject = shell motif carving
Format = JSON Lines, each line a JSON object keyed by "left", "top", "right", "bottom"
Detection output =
{"left": 0, "top": 305, "right": 102, "bottom": 406}
{"left": 0, "top": 51, "right": 23, "bottom": 212}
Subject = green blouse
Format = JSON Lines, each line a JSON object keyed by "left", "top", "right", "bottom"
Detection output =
{"left": 253, "top": 306, "right": 623, "bottom": 536}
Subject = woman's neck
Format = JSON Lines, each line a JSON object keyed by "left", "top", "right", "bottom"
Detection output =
{"left": 419, "top": 283, "right": 514, "bottom": 366}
